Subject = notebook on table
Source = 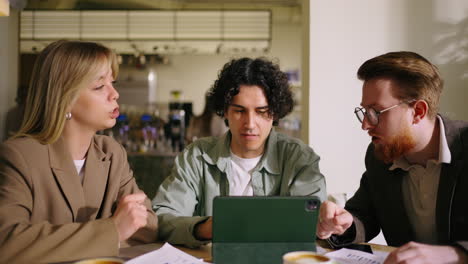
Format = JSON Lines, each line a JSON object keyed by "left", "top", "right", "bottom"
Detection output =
{"left": 212, "top": 196, "right": 321, "bottom": 264}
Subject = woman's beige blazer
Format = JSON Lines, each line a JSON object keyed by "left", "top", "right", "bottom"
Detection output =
{"left": 0, "top": 135, "right": 158, "bottom": 263}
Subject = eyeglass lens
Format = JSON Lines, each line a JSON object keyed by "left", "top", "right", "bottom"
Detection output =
{"left": 355, "top": 107, "right": 378, "bottom": 125}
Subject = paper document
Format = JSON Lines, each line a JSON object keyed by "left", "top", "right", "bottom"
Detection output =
{"left": 325, "top": 248, "right": 387, "bottom": 264}
{"left": 125, "top": 242, "right": 209, "bottom": 264}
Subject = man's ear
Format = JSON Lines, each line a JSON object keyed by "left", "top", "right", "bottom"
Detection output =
{"left": 412, "top": 100, "right": 428, "bottom": 124}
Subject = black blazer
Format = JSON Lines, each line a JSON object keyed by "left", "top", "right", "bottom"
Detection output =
{"left": 342, "top": 115, "right": 468, "bottom": 251}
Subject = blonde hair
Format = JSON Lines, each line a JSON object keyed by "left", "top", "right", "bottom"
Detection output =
{"left": 15, "top": 40, "right": 118, "bottom": 144}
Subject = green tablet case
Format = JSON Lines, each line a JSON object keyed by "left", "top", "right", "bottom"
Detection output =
{"left": 212, "top": 196, "right": 321, "bottom": 264}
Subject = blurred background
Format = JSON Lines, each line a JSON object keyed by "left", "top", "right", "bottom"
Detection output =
{"left": 2, "top": 0, "right": 305, "bottom": 199}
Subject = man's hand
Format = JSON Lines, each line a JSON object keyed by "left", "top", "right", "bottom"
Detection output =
{"left": 112, "top": 192, "right": 149, "bottom": 242}
{"left": 194, "top": 217, "right": 212, "bottom": 240}
{"left": 384, "top": 242, "right": 468, "bottom": 264}
{"left": 316, "top": 200, "right": 353, "bottom": 239}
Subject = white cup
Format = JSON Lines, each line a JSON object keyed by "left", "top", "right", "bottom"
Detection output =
{"left": 283, "top": 251, "right": 332, "bottom": 264}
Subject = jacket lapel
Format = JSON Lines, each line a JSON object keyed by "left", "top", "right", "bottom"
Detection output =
{"left": 436, "top": 116, "right": 465, "bottom": 243}
{"left": 437, "top": 161, "right": 463, "bottom": 242}
{"left": 388, "top": 168, "right": 414, "bottom": 244}
{"left": 49, "top": 137, "right": 85, "bottom": 221}
{"left": 82, "top": 137, "right": 110, "bottom": 220}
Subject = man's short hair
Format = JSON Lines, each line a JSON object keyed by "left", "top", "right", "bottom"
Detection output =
{"left": 357, "top": 51, "right": 443, "bottom": 119}
{"left": 208, "top": 57, "right": 294, "bottom": 126}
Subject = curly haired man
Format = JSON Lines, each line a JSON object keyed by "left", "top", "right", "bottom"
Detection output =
{"left": 153, "top": 57, "right": 326, "bottom": 247}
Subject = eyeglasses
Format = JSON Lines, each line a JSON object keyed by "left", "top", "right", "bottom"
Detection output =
{"left": 354, "top": 101, "right": 415, "bottom": 126}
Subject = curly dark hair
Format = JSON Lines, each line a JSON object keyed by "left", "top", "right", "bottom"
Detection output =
{"left": 207, "top": 57, "right": 294, "bottom": 126}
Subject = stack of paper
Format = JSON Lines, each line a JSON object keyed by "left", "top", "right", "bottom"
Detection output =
{"left": 125, "top": 243, "right": 209, "bottom": 264}
{"left": 325, "top": 248, "right": 388, "bottom": 264}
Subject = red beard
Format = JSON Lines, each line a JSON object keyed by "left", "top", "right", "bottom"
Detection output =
{"left": 374, "top": 126, "right": 416, "bottom": 164}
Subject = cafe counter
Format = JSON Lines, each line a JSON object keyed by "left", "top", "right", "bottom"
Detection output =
{"left": 127, "top": 151, "right": 177, "bottom": 199}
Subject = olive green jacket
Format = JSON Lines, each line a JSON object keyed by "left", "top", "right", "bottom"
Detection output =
{"left": 153, "top": 129, "right": 326, "bottom": 248}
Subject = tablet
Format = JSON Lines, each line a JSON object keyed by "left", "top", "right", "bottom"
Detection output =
{"left": 212, "top": 196, "right": 321, "bottom": 264}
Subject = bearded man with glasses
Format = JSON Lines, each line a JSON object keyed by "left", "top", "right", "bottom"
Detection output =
{"left": 317, "top": 51, "right": 468, "bottom": 264}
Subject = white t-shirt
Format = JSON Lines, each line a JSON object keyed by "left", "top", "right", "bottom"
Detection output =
{"left": 73, "top": 158, "right": 86, "bottom": 184}
{"left": 228, "top": 151, "right": 261, "bottom": 196}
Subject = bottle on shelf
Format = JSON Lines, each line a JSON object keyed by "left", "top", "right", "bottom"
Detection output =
{"left": 113, "top": 113, "right": 131, "bottom": 150}
{"left": 139, "top": 113, "right": 158, "bottom": 153}
{"left": 166, "top": 109, "right": 185, "bottom": 152}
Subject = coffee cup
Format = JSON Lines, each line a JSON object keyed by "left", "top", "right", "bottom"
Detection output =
{"left": 283, "top": 251, "right": 332, "bottom": 264}
{"left": 74, "top": 257, "right": 124, "bottom": 264}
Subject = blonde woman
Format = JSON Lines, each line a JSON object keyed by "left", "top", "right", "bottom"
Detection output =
{"left": 0, "top": 40, "right": 158, "bottom": 263}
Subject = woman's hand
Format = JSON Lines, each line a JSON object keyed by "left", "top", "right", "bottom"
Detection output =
{"left": 112, "top": 192, "right": 149, "bottom": 241}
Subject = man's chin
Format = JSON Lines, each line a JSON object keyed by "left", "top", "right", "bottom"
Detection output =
{"left": 372, "top": 123, "right": 416, "bottom": 164}
{"left": 374, "top": 142, "right": 413, "bottom": 164}
{"left": 372, "top": 141, "right": 386, "bottom": 152}
{"left": 374, "top": 146, "right": 395, "bottom": 164}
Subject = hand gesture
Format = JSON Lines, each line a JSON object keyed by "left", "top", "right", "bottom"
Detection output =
{"left": 112, "top": 192, "right": 149, "bottom": 241}
{"left": 194, "top": 217, "right": 213, "bottom": 240}
{"left": 316, "top": 200, "right": 353, "bottom": 239}
{"left": 384, "top": 242, "right": 468, "bottom": 264}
